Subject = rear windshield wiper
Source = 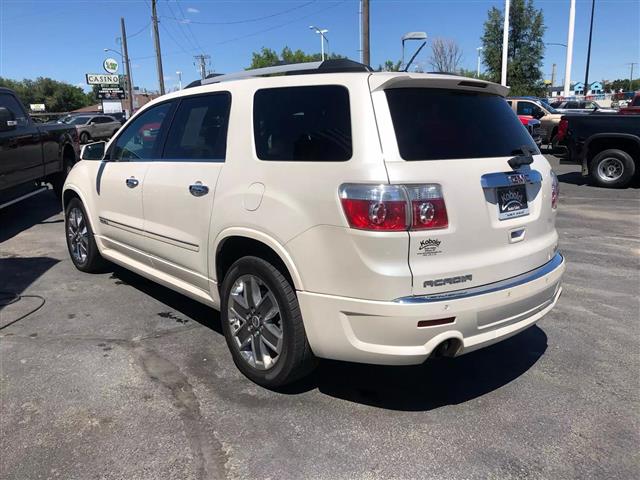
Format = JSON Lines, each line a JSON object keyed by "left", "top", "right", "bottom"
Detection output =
{"left": 508, "top": 145, "right": 535, "bottom": 170}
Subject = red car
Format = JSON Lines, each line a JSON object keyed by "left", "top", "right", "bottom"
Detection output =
{"left": 619, "top": 92, "right": 640, "bottom": 115}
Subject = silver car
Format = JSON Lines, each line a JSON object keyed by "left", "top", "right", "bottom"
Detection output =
{"left": 64, "top": 115, "right": 121, "bottom": 143}
{"left": 549, "top": 100, "right": 617, "bottom": 114}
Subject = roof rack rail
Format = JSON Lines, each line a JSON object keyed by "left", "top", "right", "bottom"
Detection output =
{"left": 197, "top": 59, "right": 372, "bottom": 86}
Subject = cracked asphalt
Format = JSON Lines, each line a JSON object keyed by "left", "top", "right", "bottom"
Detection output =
{"left": 1, "top": 156, "right": 638, "bottom": 480}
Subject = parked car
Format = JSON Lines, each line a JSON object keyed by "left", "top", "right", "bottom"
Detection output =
{"left": 62, "top": 114, "right": 121, "bottom": 144}
{"left": 507, "top": 97, "right": 564, "bottom": 147}
{"left": 0, "top": 87, "right": 79, "bottom": 208}
{"left": 63, "top": 61, "right": 565, "bottom": 387}
{"left": 518, "top": 114, "right": 543, "bottom": 146}
{"left": 549, "top": 99, "right": 617, "bottom": 114}
{"left": 619, "top": 92, "right": 640, "bottom": 115}
{"left": 557, "top": 113, "right": 639, "bottom": 188}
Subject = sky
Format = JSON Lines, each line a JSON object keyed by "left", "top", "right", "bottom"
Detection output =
{"left": 0, "top": 0, "right": 638, "bottom": 93}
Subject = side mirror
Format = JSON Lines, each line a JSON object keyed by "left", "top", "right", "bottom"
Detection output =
{"left": 80, "top": 141, "right": 106, "bottom": 161}
{"left": 0, "top": 107, "right": 17, "bottom": 132}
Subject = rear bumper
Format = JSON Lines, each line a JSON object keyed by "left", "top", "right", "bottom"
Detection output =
{"left": 298, "top": 253, "right": 565, "bottom": 365}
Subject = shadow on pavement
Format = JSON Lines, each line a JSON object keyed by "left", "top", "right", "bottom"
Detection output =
{"left": 557, "top": 171, "right": 590, "bottom": 186}
{"left": 298, "top": 326, "right": 547, "bottom": 411}
{"left": 110, "top": 264, "right": 547, "bottom": 411}
{"left": 109, "top": 265, "right": 222, "bottom": 335}
{"left": 0, "top": 190, "right": 62, "bottom": 243}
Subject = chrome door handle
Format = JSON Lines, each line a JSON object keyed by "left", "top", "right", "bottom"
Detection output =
{"left": 189, "top": 182, "right": 209, "bottom": 197}
{"left": 126, "top": 177, "right": 139, "bottom": 188}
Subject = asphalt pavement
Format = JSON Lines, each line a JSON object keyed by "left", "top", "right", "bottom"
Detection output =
{"left": 1, "top": 156, "right": 638, "bottom": 480}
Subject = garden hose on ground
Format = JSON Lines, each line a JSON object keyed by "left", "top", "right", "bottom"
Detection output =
{"left": 0, "top": 291, "right": 46, "bottom": 331}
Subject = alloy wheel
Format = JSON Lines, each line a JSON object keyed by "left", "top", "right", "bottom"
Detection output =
{"left": 227, "top": 274, "right": 283, "bottom": 370}
{"left": 67, "top": 207, "right": 89, "bottom": 264}
{"left": 597, "top": 157, "right": 624, "bottom": 182}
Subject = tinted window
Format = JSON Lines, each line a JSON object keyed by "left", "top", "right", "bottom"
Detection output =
{"left": 566, "top": 101, "right": 579, "bottom": 109}
{"left": 516, "top": 101, "right": 542, "bottom": 117}
{"left": 0, "top": 93, "right": 29, "bottom": 128}
{"left": 253, "top": 85, "right": 351, "bottom": 161}
{"left": 163, "top": 93, "right": 231, "bottom": 161}
{"left": 94, "top": 116, "right": 113, "bottom": 123}
{"left": 68, "top": 116, "right": 91, "bottom": 125}
{"left": 112, "top": 102, "right": 172, "bottom": 161}
{"left": 386, "top": 89, "right": 537, "bottom": 161}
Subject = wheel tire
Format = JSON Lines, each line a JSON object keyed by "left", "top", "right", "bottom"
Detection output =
{"left": 80, "top": 132, "right": 90, "bottom": 144}
{"left": 589, "top": 149, "right": 635, "bottom": 188}
{"left": 220, "top": 256, "right": 316, "bottom": 388}
{"left": 65, "top": 198, "right": 107, "bottom": 273}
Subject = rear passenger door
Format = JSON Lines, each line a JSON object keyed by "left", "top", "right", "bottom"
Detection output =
{"left": 142, "top": 92, "right": 231, "bottom": 291}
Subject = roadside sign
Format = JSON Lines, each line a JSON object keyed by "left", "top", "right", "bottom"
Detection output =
{"left": 102, "top": 100, "right": 123, "bottom": 114}
{"left": 97, "top": 86, "right": 125, "bottom": 100}
{"left": 86, "top": 73, "right": 120, "bottom": 85}
{"left": 103, "top": 58, "right": 119, "bottom": 74}
{"left": 29, "top": 104, "right": 46, "bottom": 112}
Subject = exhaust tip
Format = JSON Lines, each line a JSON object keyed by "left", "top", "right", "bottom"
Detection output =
{"left": 431, "top": 338, "right": 462, "bottom": 359}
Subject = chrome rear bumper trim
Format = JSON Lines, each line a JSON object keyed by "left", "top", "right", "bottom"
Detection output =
{"left": 394, "top": 253, "right": 564, "bottom": 304}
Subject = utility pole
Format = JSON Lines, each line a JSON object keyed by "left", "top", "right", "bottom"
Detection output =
{"left": 500, "top": 0, "right": 510, "bottom": 86}
{"left": 627, "top": 63, "right": 638, "bottom": 92}
{"left": 151, "top": 0, "right": 165, "bottom": 95}
{"left": 193, "top": 54, "right": 211, "bottom": 80}
{"left": 584, "top": 0, "right": 596, "bottom": 96}
{"left": 120, "top": 17, "right": 134, "bottom": 116}
{"left": 551, "top": 63, "right": 557, "bottom": 87}
{"left": 564, "top": 0, "right": 576, "bottom": 97}
{"left": 358, "top": 0, "right": 363, "bottom": 63}
{"left": 362, "top": 0, "right": 370, "bottom": 66}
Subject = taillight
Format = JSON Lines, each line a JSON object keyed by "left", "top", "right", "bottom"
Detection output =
{"left": 339, "top": 184, "right": 407, "bottom": 231}
{"left": 556, "top": 118, "right": 568, "bottom": 142}
{"left": 551, "top": 171, "right": 559, "bottom": 209}
{"left": 339, "top": 184, "right": 448, "bottom": 231}
{"left": 405, "top": 184, "right": 448, "bottom": 230}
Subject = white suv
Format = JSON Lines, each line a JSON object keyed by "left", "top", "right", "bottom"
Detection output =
{"left": 63, "top": 60, "right": 565, "bottom": 387}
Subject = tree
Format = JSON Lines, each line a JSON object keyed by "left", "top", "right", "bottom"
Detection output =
{"left": 0, "top": 77, "right": 92, "bottom": 112}
{"left": 249, "top": 47, "right": 345, "bottom": 69}
{"left": 428, "top": 38, "right": 463, "bottom": 73}
{"left": 378, "top": 60, "right": 402, "bottom": 72}
{"left": 458, "top": 68, "right": 491, "bottom": 80}
{"left": 481, "top": 0, "right": 546, "bottom": 96}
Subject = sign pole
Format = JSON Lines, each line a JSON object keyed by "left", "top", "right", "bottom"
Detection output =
{"left": 121, "top": 17, "right": 134, "bottom": 116}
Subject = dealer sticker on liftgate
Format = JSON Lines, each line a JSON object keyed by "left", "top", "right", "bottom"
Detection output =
{"left": 497, "top": 185, "right": 529, "bottom": 220}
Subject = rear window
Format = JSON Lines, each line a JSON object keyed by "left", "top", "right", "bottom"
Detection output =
{"left": 253, "top": 85, "right": 352, "bottom": 161}
{"left": 386, "top": 89, "right": 537, "bottom": 161}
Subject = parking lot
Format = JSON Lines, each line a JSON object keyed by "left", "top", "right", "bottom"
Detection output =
{"left": 1, "top": 156, "right": 638, "bottom": 479}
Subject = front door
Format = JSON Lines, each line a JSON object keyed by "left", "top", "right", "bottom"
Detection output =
{"left": 0, "top": 92, "right": 43, "bottom": 191}
{"left": 94, "top": 101, "right": 175, "bottom": 261}
{"left": 143, "top": 92, "right": 231, "bottom": 291}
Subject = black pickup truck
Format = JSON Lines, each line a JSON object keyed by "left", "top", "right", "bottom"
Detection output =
{"left": 558, "top": 113, "right": 640, "bottom": 188}
{"left": 0, "top": 87, "right": 79, "bottom": 209}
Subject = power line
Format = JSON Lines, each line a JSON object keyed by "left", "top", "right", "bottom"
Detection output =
{"left": 128, "top": 20, "right": 151, "bottom": 39}
{"left": 215, "top": 1, "right": 347, "bottom": 46}
{"left": 175, "top": 0, "right": 206, "bottom": 54}
{"left": 160, "top": 23, "right": 192, "bottom": 55}
{"left": 162, "top": 1, "right": 316, "bottom": 26}
{"left": 166, "top": 0, "right": 201, "bottom": 53}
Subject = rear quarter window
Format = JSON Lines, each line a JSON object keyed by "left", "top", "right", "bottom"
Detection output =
{"left": 253, "top": 85, "right": 352, "bottom": 161}
{"left": 386, "top": 89, "right": 538, "bottom": 161}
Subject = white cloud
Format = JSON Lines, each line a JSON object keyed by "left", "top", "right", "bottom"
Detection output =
{"left": 179, "top": 19, "right": 191, "bottom": 24}
{"left": 187, "top": 7, "right": 199, "bottom": 13}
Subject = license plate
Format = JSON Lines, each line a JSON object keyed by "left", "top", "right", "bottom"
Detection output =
{"left": 497, "top": 185, "right": 529, "bottom": 220}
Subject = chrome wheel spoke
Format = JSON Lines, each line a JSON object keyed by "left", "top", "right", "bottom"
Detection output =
{"left": 234, "top": 321, "right": 252, "bottom": 349}
{"left": 245, "top": 276, "right": 262, "bottom": 309}
{"left": 256, "top": 292, "right": 276, "bottom": 318}
{"left": 261, "top": 323, "right": 282, "bottom": 353}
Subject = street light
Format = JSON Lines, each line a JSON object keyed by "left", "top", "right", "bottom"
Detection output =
{"left": 401, "top": 31, "right": 427, "bottom": 69}
{"left": 476, "top": 46, "right": 483, "bottom": 78}
{"left": 309, "top": 25, "right": 329, "bottom": 61}
{"left": 176, "top": 71, "right": 182, "bottom": 90}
